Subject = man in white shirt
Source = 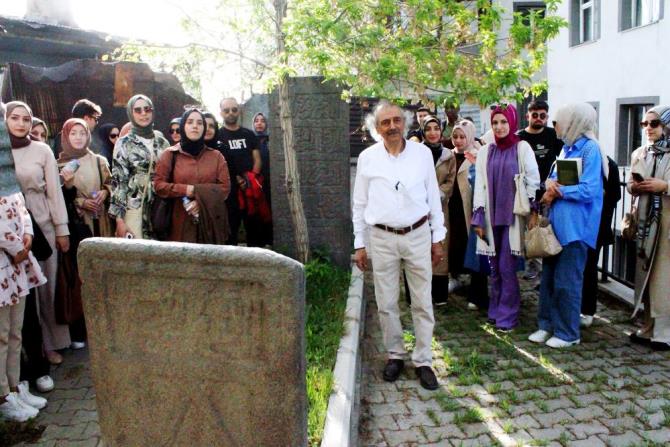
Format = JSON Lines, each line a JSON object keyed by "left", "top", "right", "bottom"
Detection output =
{"left": 352, "top": 101, "right": 446, "bottom": 390}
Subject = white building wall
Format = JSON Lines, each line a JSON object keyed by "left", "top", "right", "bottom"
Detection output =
{"left": 547, "top": 1, "right": 670, "bottom": 162}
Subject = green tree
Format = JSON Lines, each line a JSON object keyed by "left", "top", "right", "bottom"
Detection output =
{"left": 286, "top": 0, "right": 566, "bottom": 106}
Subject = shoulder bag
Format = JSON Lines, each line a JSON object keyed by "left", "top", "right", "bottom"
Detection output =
{"left": 150, "top": 151, "right": 178, "bottom": 241}
{"left": 525, "top": 212, "right": 563, "bottom": 259}
{"left": 513, "top": 142, "right": 531, "bottom": 216}
{"left": 621, "top": 195, "right": 638, "bottom": 240}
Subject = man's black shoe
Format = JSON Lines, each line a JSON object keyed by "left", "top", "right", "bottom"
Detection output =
{"left": 651, "top": 341, "right": 670, "bottom": 351}
{"left": 415, "top": 366, "right": 439, "bottom": 390}
{"left": 629, "top": 332, "right": 651, "bottom": 346}
{"left": 382, "top": 359, "right": 404, "bottom": 382}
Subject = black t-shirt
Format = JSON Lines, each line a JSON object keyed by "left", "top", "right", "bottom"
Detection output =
{"left": 218, "top": 126, "right": 258, "bottom": 181}
{"left": 517, "top": 127, "right": 563, "bottom": 183}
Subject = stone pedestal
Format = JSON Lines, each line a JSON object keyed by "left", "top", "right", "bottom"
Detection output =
{"left": 78, "top": 238, "right": 306, "bottom": 447}
{"left": 269, "top": 77, "right": 352, "bottom": 269}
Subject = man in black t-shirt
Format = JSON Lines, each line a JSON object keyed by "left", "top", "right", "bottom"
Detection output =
{"left": 218, "top": 97, "right": 263, "bottom": 246}
{"left": 517, "top": 100, "right": 564, "bottom": 197}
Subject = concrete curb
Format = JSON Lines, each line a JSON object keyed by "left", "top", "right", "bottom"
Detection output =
{"left": 321, "top": 264, "right": 366, "bottom": 447}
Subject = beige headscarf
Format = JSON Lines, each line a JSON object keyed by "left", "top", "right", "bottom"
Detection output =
{"left": 554, "top": 103, "right": 609, "bottom": 179}
{"left": 451, "top": 119, "right": 480, "bottom": 153}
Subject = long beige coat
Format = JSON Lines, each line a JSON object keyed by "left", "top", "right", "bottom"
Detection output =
{"left": 433, "top": 148, "right": 456, "bottom": 276}
{"left": 629, "top": 146, "right": 670, "bottom": 318}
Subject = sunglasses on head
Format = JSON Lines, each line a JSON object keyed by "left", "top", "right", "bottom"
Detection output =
{"left": 109, "top": 133, "right": 119, "bottom": 138}
{"left": 640, "top": 119, "right": 661, "bottom": 129}
{"left": 530, "top": 112, "right": 547, "bottom": 119}
{"left": 133, "top": 106, "right": 153, "bottom": 114}
{"left": 222, "top": 107, "right": 238, "bottom": 114}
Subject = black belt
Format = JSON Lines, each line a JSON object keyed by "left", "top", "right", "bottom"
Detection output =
{"left": 374, "top": 215, "right": 428, "bottom": 235}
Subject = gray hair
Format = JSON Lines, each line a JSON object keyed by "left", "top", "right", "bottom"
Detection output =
{"left": 364, "top": 101, "right": 414, "bottom": 142}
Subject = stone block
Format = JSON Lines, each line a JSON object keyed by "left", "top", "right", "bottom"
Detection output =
{"left": 78, "top": 239, "right": 306, "bottom": 447}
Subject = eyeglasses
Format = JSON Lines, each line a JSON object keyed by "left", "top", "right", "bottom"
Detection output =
{"left": 169, "top": 128, "right": 180, "bottom": 134}
{"left": 530, "top": 112, "right": 547, "bottom": 119}
{"left": 133, "top": 106, "right": 153, "bottom": 115}
{"left": 640, "top": 119, "right": 662, "bottom": 129}
{"left": 88, "top": 115, "right": 100, "bottom": 123}
{"left": 222, "top": 107, "right": 239, "bottom": 114}
{"left": 109, "top": 133, "right": 119, "bottom": 138}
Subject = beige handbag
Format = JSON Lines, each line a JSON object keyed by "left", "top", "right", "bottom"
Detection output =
{"left": 525, "top": 216, "right": 563, "bottom": 258}
{"left": 513, "top": 144, "right": 531, "bottom": 216}
{"left": 124, "top": 148, "right": 155, "bottom": 239}
{"left": 621, "top": 196, "right": 638, "bottom": 240}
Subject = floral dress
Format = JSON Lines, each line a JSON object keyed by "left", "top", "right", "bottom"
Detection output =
{"left": 0, "top": 193, "right": 47, "bottom": 308}
{"left": 108, "top": 133, "right": 169, "bottom": 237}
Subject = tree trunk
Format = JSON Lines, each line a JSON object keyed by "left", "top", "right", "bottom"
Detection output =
{"left": 274, "top": 0, "right": 310, "bottom": 263}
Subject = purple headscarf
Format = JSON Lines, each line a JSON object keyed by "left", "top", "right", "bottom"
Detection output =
{"left": 490, "top": 104, "right": 520, "bottom": 150}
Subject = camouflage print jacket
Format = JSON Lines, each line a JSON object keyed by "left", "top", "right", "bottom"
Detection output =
{"left": 108, "top": 132, "right": 169, "bottom": 236}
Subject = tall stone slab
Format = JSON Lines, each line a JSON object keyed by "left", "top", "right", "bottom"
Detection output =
{"left": 78, "top": 238, "right": 306, "bottom": 447}
{"left": 269, "top": 77, "right": 351, "bottom": 269}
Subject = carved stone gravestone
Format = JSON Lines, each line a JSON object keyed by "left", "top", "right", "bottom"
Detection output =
{"left": 78, "top": 238, "right": 306, "bottom": 447}
{"left": 269, "top": 77, "right": 351, "bottom": 269}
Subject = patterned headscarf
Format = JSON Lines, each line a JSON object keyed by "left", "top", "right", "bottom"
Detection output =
{"left": 490, "top": 104, "right": 519, "bottom": 149}
{"left": 646, "top": 105, "right": 670, "bottom": 153}
{"left": 59, "top": 118, "right": 92, "bottom": 163}
{"left": 126, "top": 94, "right": 155, "bottom": 139}
{"left": 452, "top": 119, "right": 479, "bottom": 153}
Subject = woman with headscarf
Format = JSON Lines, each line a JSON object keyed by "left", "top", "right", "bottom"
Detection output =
{"left": 628, "top": 105, "right": 670, "bottom": 351}
{"left": 420, "top": 116, "right": 455, "bottom": 302}
{"left": 528, "top": 103, "right": 604, "bottom": 348}
{"left": 167, "top": 117, "right": 181, "bottom": 145}
{"left": 153, "top": 108, "right": 231, "bottom": 243}
{"left": 30, "top": 118, "right": 49, "bottom": 144}
{"left": 472, "top": 104, "right": 540, "bottom": 332}
{"left": 109, "top": 95, "right": 169, "bottom": 239}
{"left": 0, "top": 103, "right": 49, "bottom": 421}
{"left": 252, "top": 112, "right": 273, "bottom": 246}
{"left": 449, "top": 120, "right": 488, "bottom": 311}
{"left": 203, "top": 112, "right": 221, "bottom": 150}
{"left": 5, "top": 101, "right": 71, "bottom": 365}
{"left": 95, "top": 123, "right": 119, "bottom": 166}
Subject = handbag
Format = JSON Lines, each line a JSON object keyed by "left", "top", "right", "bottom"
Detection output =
{"left": 513, "top": 143, "right": 531, "bottom": 216}
{"left": 525, "top": 215, "right": 563, "bottom": 258}
{"left": 150, "top": 150, "right": 178, "bottom": 241}
{"left": 54, "top": 250, "right": 83, "bottom": 324}
{"left": 27, "top": 210, "right": 53, "bottom": 262}
{"left": 621, "top": 196, "right": 638, "bottom": 240}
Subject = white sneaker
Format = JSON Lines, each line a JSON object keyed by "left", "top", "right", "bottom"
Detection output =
{"left": 448, "top": 278, "right": 462, "bottom": 293}
{"left": 0, "top": 392, "right": 38, "bottom": 422}
{"left": 580, "top": 315, "right": 594, "bottom": 328}
{"left": 467, "top": 303, "right": 478, "bottom": 311}
{"left": 528, "top": 329, "right": 552, "bottom": 344}
{"left": 17, "top": 381, "right": 47, "bottom": 409}
{"left": 71, "top": 341, "right": 86, "bottom": 350}
{"left": 36, "top": 375, "right": 54, "bottom": 393}
{"left": 545, "top": 336, "right": 580, "bottom": 348}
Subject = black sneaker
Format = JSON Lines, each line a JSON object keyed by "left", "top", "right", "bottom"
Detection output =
{"left": 382, "top": 359, "right": 404, "bottom": 382}
{"left": 415, "top": 366, "right": 439, "bottom": 390}
{"left": 629, "top": 333, "right": 651, "bottom": 346}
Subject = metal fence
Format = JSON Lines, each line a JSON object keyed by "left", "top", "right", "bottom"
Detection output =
{"left": 599, "top": 167, "right": 636, "bottom": 288}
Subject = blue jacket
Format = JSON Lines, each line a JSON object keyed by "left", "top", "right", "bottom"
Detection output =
{"left": 548, "top": 137, "right": 604, "bottom": 249}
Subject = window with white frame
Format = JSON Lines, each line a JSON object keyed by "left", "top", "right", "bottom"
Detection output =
{"left": 621, "top": 0, "right": 663, "bottom": 30}
{"left": 570, "top": 0, "right": 600, "bottom": 46}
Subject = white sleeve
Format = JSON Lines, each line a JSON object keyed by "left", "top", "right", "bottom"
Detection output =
{"left": 473, "top": 145, "right": 488, "bottom": 210}
{"left": 521, "top": 141, "right": 540, "bottom": 199}
{"left": 352, "top": 153, "right": 369, "bottom": 249}
{"left": 425, "top": 152, "right": 446, "bottom": 243}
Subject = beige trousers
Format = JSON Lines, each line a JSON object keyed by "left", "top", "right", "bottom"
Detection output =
{"left": 0, "top": 297, "right": 26, "bottom": 396}
{"left": 38, "top": 226, "right": 71, "bottom": 351}
{"left": 369, "top": 224, "right": 434, "bottom": 367}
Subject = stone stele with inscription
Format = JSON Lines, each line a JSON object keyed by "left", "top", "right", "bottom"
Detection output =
{"left": 77, "top": 238, "right": 307, "bottom": 447}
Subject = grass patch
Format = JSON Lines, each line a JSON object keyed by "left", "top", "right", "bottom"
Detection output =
{"left": 454, "top": 407, "right": 486, "bottom": 425}
{"left": 435, "top": 391, "right": 461, "bottom": 412}
{"left": 426, "top": 409, "right": 440, "bottom": 425}
{"left": 305, "top": 258, "right": 351, "bottom": 446}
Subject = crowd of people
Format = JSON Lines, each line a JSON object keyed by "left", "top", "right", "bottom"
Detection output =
{"left": 0, "top": 95, "right": 273, "bottom": 422}
{"left": 354, "top": 99, "right": 669, "bottom": 390}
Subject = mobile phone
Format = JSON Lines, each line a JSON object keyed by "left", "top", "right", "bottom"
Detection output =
{"left": 632, "top": 172, "right": 644, "bottom": 182}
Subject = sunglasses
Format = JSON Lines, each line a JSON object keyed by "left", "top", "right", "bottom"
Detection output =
{"left": 109, "top": 133, "right": 119, "bottom": 138}
{"left": 169, "top": 128, "right": 180, "bottom": 134}
{"left": 133, "top": 106, "right": 153, "bottom": 114}
{"left": 222, "top": 107, "right": 239, "bottom": 114}
{"left": 640, "top": 119, "right": 661, "bottom": 129}
{"left": 530, "top": 112, "right": 547, "bottom": 119}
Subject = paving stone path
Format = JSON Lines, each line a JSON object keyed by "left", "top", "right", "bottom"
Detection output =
{"left": 358, "top": 273, "right": 670, "bottom": 447}
{"left": 8, "top": 347, "right": 101, "bottom": 447}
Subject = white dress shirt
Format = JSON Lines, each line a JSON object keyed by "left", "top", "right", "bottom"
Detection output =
{"left": 352, "top": 139, "right": 446, "bottom": 249}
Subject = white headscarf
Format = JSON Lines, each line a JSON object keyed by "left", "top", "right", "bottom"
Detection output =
{"left": 554, "top": 103, "right": 609, "bottom": 179}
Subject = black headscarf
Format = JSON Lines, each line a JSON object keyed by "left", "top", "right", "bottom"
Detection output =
{"left": 96, "top": 123, "right": 117, "bottom": 164}
{"left": 179, "top": 108, "right": 207, "bottom": 157}
{"left": 419, "top": 115, "right": 443, "bottom": 164}
{"left": 202, "top": 112, "right": 219, "bottom": 148}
